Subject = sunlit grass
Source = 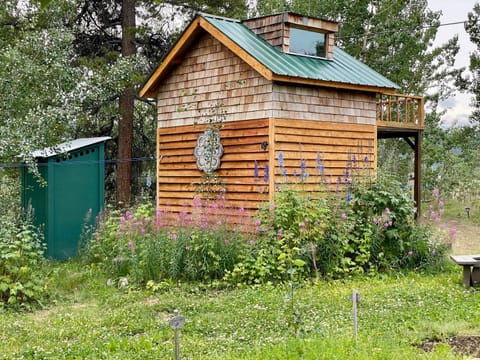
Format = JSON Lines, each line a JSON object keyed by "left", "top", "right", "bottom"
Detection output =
{"left": 0, "top": 261, "right": 479, "bottom": 359}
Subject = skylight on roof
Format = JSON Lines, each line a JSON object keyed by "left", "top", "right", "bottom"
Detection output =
{"left": 289, "top": 27, "right": 326, "bottom": 58}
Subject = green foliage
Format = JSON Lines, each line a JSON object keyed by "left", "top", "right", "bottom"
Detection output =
{"left": 1, "top": 268, "right": 478, "bottom": 359}
{"left": 226, "top": 171, "right": 449, "bottom": 285}
{"left": 0, "top": 212, "right": 46, "bottom": 309}
{"left": 82, "top": 198, "right": 248, "bottom": 287}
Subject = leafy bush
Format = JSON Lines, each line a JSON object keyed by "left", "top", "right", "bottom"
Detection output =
{"left": 82, "top": 198, "right": 248, "bottom": 287}
{"left": 0, "top": 211, "right": 46, "bottom": 309}
{"left": 226, "top": 171, "right": 449, "bottom": 285}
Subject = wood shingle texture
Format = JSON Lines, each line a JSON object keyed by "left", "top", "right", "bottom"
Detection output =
{"left": 139, "top": 12, "right": 400, "bottom": 222}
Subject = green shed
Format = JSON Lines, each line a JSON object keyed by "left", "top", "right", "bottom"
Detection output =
{"left": 21, "top": 137, "right": 110, "bottom": 260}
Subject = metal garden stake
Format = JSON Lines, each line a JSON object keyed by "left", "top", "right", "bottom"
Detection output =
{"left": 350, "top": 290, "right": 361, "bottom": 342}
{"left": 169, "top": 309, "right": 185, "bottom": 360}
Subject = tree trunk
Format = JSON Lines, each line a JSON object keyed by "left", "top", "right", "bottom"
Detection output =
{"left": 117, "top": 0, "right": 136, "bottom": 207}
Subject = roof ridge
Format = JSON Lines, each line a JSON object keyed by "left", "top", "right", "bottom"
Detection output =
{"left": 198, "top": 12, "right": 240, "bottom": 23}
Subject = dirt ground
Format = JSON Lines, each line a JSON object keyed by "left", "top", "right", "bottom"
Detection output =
{"left": 444, "top": 220, "right": 480, "bottom": 255}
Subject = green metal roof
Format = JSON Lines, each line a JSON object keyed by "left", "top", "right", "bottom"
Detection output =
{"left": 202, "top": 14, "right": 399, "bottom": 91}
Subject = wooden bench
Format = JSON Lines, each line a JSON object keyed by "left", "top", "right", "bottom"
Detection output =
{"left": 450, "top": 255, "right": 480, "bottom": 287}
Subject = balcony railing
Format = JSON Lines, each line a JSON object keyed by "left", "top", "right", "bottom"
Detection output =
{"left": 376, "top": 93, "right": 424, "bottom": 130}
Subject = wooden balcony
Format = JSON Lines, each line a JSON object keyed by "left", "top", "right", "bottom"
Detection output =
{"left": 376, "top": 93, "right": 424, "bottom": 133}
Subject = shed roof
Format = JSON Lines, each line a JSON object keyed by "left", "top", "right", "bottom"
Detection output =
{"left": 31, "top": 137, "right": 111, "bottom": 159}
{"left": 140, "top": 13, "right": 399, "bottom": 98}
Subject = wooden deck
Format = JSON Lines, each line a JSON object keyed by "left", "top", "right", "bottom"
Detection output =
{"left": 376, "top": 93, "right": 424, "bottom": 133}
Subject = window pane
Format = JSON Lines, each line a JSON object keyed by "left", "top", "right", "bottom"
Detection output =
{"left": 289, "top": 27, "right": 326, "bottom": 58}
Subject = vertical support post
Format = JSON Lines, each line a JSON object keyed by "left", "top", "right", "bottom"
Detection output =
{"left": 350, "top": 290, "right": 361, "bottom": 342}
{"left": 169, "top": 309, "right": 185, "bottom": 360}
{"left": 414, "top": 131, "right": 422, "bottom": 218}
{"left": 268, "top": 118, "right": 276, "bottom": 204}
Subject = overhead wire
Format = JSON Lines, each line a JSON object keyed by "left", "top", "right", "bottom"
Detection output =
{"left": 336, "top": 20, "right": 467, "bottom": 41}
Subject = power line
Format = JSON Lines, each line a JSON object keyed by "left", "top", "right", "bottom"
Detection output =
{"left": 336, "top": 20, "right": 467, "bottom": 41}
{"left": 0, "top": 156, "right": 157, "bottom": 169}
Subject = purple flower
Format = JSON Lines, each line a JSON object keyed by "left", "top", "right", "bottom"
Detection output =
{"left": 439, "top": 200, "right": 444, "bottom": 207}
{"left": 254, "top": 219, "right": 261, "bottom": 227}
{"left": 346, "top": 192, "right": 351, "bottom": 204}
{"left": 125, "top": 210, "right": 132, "bottom": 219}
{"left": 277, "top": 228, "right": 283, "bottom": 239}
{"left": 385, "top": 208, "right": 391, "bottom": 216}
{"left": 278, "top": 151, "right": 284, "bottom": 167}
{"left": 185, "top": 245, "right": 190, "bottom": 251}
{"left": 127, "top": 241, "right": 135, "bottom": 250}
{"left": 408, "top": 250, "right": 413, "bottom": 256}
{"left": 316, "top": 152, "right": 324, "bottom": 173}
{"left": 450, "top": 228, "right": 458, "bottom": 237}
{"left": 433, "top": 187, "right": 440, "bottom": 199}
{"left": 299, "top": 222, "right": 306, "bottom": 228}
{"left": 341, "top": 213, "right": 347, "bottom": 220}
{"left": 254, "top": 160, "right": 259, "bottom": 182}
{"left": 263, "top": 165, "right": 269, "bottom": 183}
{"left": 300, "top": 159, "right": 308, "bottom": 181}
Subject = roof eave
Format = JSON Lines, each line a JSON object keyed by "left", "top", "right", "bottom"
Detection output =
{"left": 139, "top": 15, "right": 274, "bottom": 99}
{"left": 139, "top": 17, "right": 203, "bottom": 99}
{"left": 271, "top": 74, "right": 398, "bottom": 94}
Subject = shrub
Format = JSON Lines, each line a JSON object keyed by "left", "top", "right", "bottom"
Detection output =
{"left": 82, "top": 198, "right": 248, "bottom": 287}
{"left": 0, "top": 211, "right": 46, "bottom": 309}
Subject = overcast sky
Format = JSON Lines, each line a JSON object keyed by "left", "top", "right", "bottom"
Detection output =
{"left": 428, "top": 0, "right": 477, "bottom": 127}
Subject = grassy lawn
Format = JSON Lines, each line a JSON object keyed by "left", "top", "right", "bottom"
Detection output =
{"left": 1, "top": 262, "right": 479, "bottom": 359}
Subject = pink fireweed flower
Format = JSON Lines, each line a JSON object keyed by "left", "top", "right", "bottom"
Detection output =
{"left": 254, "top": 219, "right": 261, "bottom": 227}
{"left": 239, "top": 207, "right": 244, "bottom": 213}
{"left": 387, "top": 220, "right": 393, "bottom": 227}
{"left": 434, "top": 217, "right": 440, "bottom": 223}
{"left": 433, "top": 187, "right": 440, "bottom": 198}
{"left": 408, "top": 250, "right": 413, "bottom": 256}
{"left": 385, "top": 208, "right": 391, "bottom": 216}
{"left": 277, "top": 228, "right": 283, "bottom": 239}
{"left": 249, "top": 240, "right": 255, "bottom": 246}
{"left": 120, "top": 216, "right": 126, "bottom": 224}
{"left": 450, "top": 227, "right": 458, "bottom": 237}
{"left": 185, "top": 245, "right": 190, "bottom": 251}
{"left": 193, "top": 195, "right": 202, "bottom": 207}
{"left": 341, "top": 213, "right": 347, "bottom": 220}
{"left": 299, "top": 222, "right": 306, "bottom": 228}
{"left": 125, "top": 210, "right": 132, "bottom": 219}
{"left": 127, "top": 241, "right": 135, "bottom": 251}
{"left": 439, "top": 200, "right": 444, "bottom": 207}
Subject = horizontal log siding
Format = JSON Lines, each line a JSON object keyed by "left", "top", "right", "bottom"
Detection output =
{"left": 156, "top": 33, "right": 273, "bottom": 128}
{"left": 273, "top": 119, "right": 376, "bottom": 192}
{"left": 157, "top": 119, "right": 270, "bottom": 221}
{"left": 272, "top": 83, "right": 377, "bottom": 124}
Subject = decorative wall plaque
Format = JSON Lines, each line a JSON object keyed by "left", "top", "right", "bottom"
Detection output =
{"left": 193, "top": 128, "right": 223, "bottom": 173}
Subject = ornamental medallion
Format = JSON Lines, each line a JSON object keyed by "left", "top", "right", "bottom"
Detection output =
{"left": 193, "top": 128, "right": 223, "bottom": 173}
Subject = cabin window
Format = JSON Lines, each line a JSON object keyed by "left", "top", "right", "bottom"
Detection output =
{"left": 289, "top": 27, "right": 326, "bottom": 58}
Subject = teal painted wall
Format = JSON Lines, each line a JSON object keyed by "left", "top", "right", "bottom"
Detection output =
{"left": 21, "top": 143, "right": 106, "bottom": 260}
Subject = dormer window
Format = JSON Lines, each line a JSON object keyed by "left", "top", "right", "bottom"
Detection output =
{"left": 243, "top": 13, "right": 338, "bottom": 60}
{"left": 289, "top": 27, "right": 326, "bottom": 58}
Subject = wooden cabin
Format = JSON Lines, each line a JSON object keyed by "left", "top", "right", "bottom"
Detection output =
{"left": 139, "top": 12, "right": 424, "bottom": 221}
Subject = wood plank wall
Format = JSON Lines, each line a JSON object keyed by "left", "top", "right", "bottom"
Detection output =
{"left": 157, "top": 118, "right": 270, "bottom": 222}
{"left": 273, "top": 119, "right": 376, "bottom": 193}
{"left": 272, "top": 83, "right": 377, "bottom": 124}
{"left": 156, "top": 33, "right": 273, "bottom": 127}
